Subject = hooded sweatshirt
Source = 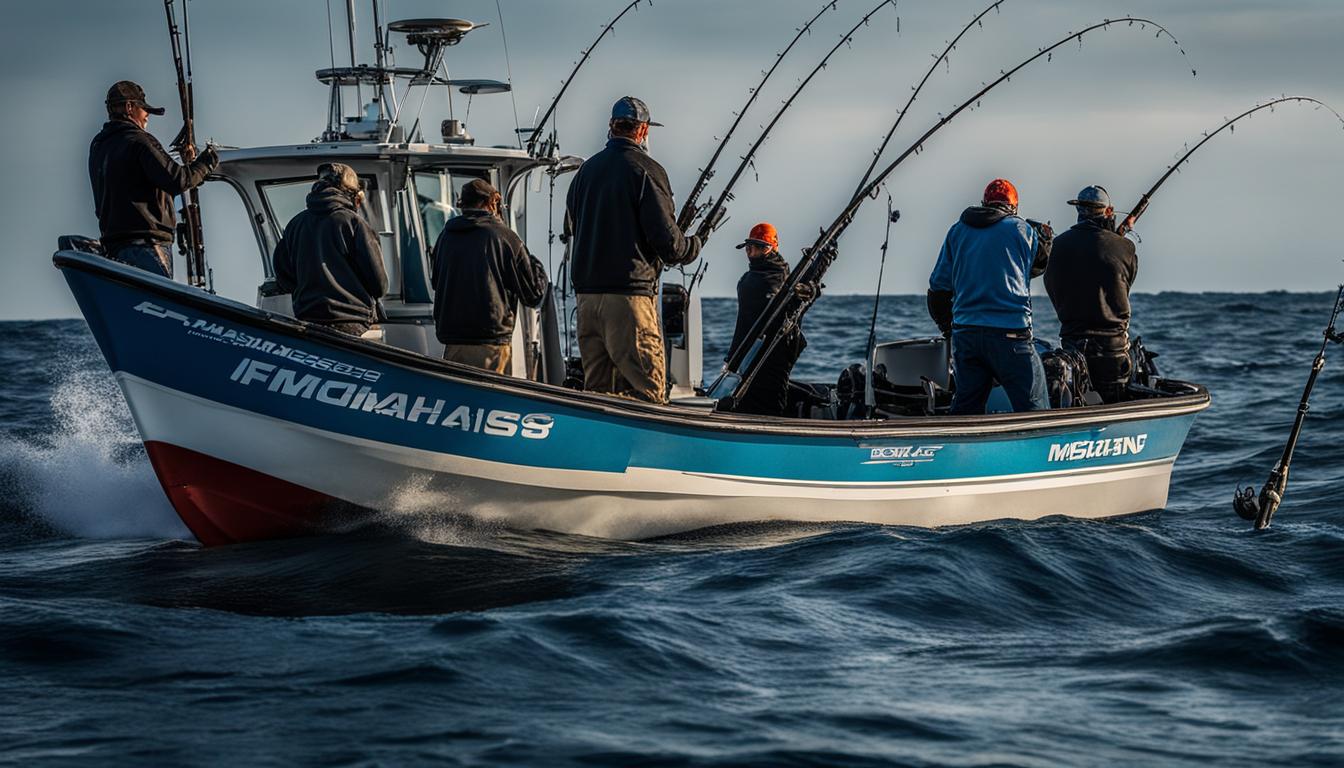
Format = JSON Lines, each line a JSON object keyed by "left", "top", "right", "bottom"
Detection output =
{"left": 430, "top": 209, "right": 549, "bottom": 345}
{"left": 87, "top": 118, "right": 218, "bottom": 247}
{"left": 928, "top": 204, "right": 1050, "bottom": 330}
{"left": 730, "top": 250, "right": 791, "bottom": 356}
{"left": 1044, "top": 217, "right": 1138, "bottom": 341}
{"left": 272, "top": 185, "right": 388, "bottom": 325}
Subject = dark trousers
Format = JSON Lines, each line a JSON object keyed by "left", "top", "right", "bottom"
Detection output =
{"left": 950, "top": 326, "right": 1048, "bottom": 414}
{"left": 106, "top": 241, "right": 173, "bottom": 279}
{"left": 1062, "top": 335, "right": 1132, "bottom": 403}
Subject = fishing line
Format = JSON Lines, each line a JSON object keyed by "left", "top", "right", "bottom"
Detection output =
{"left": 862, "top": 190, "right": 897, "bottom": 414}
{"left": 691, "top": 0, "right": 899, "bottom": 245}
{"left": 677, "top": 0, "right": 843, "bottom": 232}
{"left": 713, "top": 16, "right": 1195, "bottom": 401}
{"left": 853, "top": 0, "right": 1005, "bottom": 199}
{"left": 525, "top": 0, "right": 649, "bottom": 155}
{"left": 1119, "top": 96, "right": 1344, "bottom": 235}
{"left": 495, "top": 0, "right": 524, "bottom": 148}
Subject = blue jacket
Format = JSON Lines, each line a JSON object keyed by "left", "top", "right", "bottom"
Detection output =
{"left": 928, "top": 205, "right": 1050, "bottom": 330}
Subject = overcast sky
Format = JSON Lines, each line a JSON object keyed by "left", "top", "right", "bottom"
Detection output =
{"left": 3, "top": 0, "right": 1344, "bottom": 319}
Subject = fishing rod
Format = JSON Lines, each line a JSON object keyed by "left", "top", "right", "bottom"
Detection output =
{"left": 164, "top": 0, "right": 208, "bottom": 291}
{"left": 689, "top": 0, "right": 899, "bottom": 245}
{"left": 1118, "top": 97, "right": 1344, "bottom": 235}
{"left": 863, "top": 193, "right": 898, "bottom": 415}
{"left": 677, "top": 0, "right": 842, "bottom": 232}
{"left": 1234, "top": 285, "right": 1344, "bottom": 530}
{"left": 852, "top": 0, "right": 1004, "bottom": 199}
{"left": 523, "top": 0, "right": 647, "bottom": 157}
{"left": 709, "top": 16, "right": 1193, "bottom": 403}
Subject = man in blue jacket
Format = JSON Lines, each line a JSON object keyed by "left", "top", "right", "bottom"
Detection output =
{"left": 927, "top": 178, "right": 1053, "bottom": 414}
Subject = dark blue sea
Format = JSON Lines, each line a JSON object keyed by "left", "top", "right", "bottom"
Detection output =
{"left": 1, "top": 293, "right": 1342, "bottom": 766}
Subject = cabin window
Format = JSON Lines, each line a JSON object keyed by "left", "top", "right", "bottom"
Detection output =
{"left": 411, "top": 168, "right": 500, "bottom": 247}
{"left": 413, "top": 171, "right": 454, "bottom": 246}
{"left": 258, "top": 175, "right": 383, "bottom": 242}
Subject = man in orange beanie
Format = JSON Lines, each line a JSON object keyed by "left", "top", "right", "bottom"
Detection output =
{"left": 928, "top": 178, "right": 1053, "bottom": 413}
{"left": 723, "top": 222, "right": 806, "bottom": 416}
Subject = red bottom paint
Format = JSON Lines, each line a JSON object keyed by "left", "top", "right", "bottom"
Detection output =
{"left": 144, "top": 441, "right": 356, "bottom": 546}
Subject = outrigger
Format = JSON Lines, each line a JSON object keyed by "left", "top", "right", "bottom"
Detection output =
{"left": 54, "top": 5, "right": 1211, "bottom": 546}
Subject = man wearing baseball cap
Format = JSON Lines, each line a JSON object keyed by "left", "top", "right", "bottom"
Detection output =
{"left": 272, "top": 163, "right": 387, "bottom": 336}
{"left": 565, "top": 96, "right": 702, "bottom": 403}
{"left": 88, "top": 80, "right": 218, "bottom": 277}
{"left": 430, "top": 178, "right": 550, "bottom": 373}
{"left": 928, "top": 178, "right": 1054, "bottom": 413}
{"left": 1044, "top": 185, "right": 1139, "bottom": 403}
{"left": 723, "top": 222, "right": 806, "bottom": 416}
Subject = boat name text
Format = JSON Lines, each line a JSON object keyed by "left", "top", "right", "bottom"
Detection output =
{"left": 1048, "top": 434, "right": 1147, "bottom": 462}
{"left": 134, "top": 301, "right": 381, "bottom": 382}
{"left": 229, "top": 357, "right": 554, "bottom": 440}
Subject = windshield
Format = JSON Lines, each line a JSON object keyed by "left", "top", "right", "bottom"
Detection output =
{"left": 412, "top": 168, "right": 499, "bottom": 247}
{"left": 258, "top": 175, "right": 397, "bottom": 295}
{"left": 259, "top": 176, "right": 384, "bottom": 237}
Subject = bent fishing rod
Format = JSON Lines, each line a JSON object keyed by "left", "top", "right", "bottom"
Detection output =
{"left": 164, "top": 0, "right": 208, "bottom": 291}
{"left": 1118, "top": 96, "right": 1344, "bottom": 235}
{"left": 677, "top": 0, "right": 842, "bottom": 232}
{"left": 689, "top": 0, "right": 899, "bottom": 245}
{"left": 852, "top": 0, "right": 1005, "bottom": 199}
{"left": 524, "top": 0, "right": 647, "bottom": 157}
{"left": 710, "top": 16, "right": 1193, "bottom": 402}
{"left": 1234, "top": 285, "right": 1344, "bottom": 530}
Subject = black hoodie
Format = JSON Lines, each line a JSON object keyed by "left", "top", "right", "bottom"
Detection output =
{"left": 566, "top": 138, "right": 701, "bottom": 296}
{"left": 272, "top": 186, "right": 388, "bottom": 326}
{"left": 430, "top": 210, "right": 549, "bottom": 345}
{"left": 87, "top": 118, "right": 218, "bottom": 247}
{"left": 730, "top": 250, "right": 792, "bottom": 355}
{"left": 1044, "top": 218, "right": 1138, "bottom": 340}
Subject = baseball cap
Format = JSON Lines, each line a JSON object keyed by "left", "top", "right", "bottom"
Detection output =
{"left": 460, "top": 178, "right": 499, "bottom": 208}
{"left": 611, "top": 96, "right": 663, "bottom": 127}
{"left": 105, "top": 81, "right": 166, "bottom": 115}
{"left": 1067, "top": 185, "right": 1112, "bottom": 209}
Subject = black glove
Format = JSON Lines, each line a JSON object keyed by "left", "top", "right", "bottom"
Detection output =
{"left": 198, "top": 144, "right": 221, "bottom": 172}
{"left": 793, "top": 281, "right": 818, "bottom": 301}
{"left": 1026, "top": 218, "right": 1053, "bottom": 242}
{"left": 927, "top": 289, "right": 953, "bottom": 334}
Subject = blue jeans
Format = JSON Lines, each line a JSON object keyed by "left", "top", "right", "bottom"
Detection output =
{"left": 106, "top": 241, "right": 173, "bottom": 279}
{"left": 950, "top": 326, "right": 1049, "bottom": 414}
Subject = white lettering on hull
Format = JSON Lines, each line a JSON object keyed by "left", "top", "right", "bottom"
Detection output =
{"left": 230, "top": 357, "right": 554, "bottom": 440}
{"left": 1048, "top": 434, "right": 1148, "bottom": 462}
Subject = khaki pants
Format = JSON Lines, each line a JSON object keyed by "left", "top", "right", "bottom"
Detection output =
{"left": 576, "top": 293, "right": 666, "bottom": 403}
{"left": 443, "top": 343, "right": 511, "bottom": 374}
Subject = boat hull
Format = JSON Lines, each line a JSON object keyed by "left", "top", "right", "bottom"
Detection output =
{"left": 56, "top": 252, "right": 1208, "bottom": 546}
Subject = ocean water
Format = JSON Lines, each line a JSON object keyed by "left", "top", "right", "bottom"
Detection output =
{"left": 1, "top": 292, "right": 1342, "bottom": 766}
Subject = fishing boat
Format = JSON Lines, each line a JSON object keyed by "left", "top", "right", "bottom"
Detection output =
{"left": 54, "top": 8, "right": 1209, "bottom": 546}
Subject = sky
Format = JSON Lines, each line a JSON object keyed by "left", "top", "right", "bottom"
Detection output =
{"left": 3, "top": 0, "right": 1344, "bottom": 319}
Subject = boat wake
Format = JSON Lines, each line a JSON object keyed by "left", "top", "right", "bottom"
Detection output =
{"left": 0, "top": 368, "right": 191, "bottom": 541}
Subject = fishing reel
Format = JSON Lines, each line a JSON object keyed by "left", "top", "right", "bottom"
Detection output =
{"left": 1233, "top": 465, "right": 1287, "bottom": 529}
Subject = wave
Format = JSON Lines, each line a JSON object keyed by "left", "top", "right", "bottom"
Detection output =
{"left": 0, "top": 367, "right": 191, "bottom": 542}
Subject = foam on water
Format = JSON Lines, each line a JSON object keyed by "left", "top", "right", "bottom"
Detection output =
{"left": 0, "top": 367, "right": 191, "bottom": 541}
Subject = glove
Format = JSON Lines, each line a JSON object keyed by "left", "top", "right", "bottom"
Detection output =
{"left": 926, "top": 289, "right": 953, "bottom": 334}
{"left": 793, "top": 281, "right": 818, "bottom": 301}
{"left": 1026, "top": 218, "right": 1053, "bottom": 242}
{"left": 198, "top": 144, "right": 220, "bottom": 172}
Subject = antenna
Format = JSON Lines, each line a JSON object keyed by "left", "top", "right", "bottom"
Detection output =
{"left": 495, "top": 0, "right": 523, "bottom": 148}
